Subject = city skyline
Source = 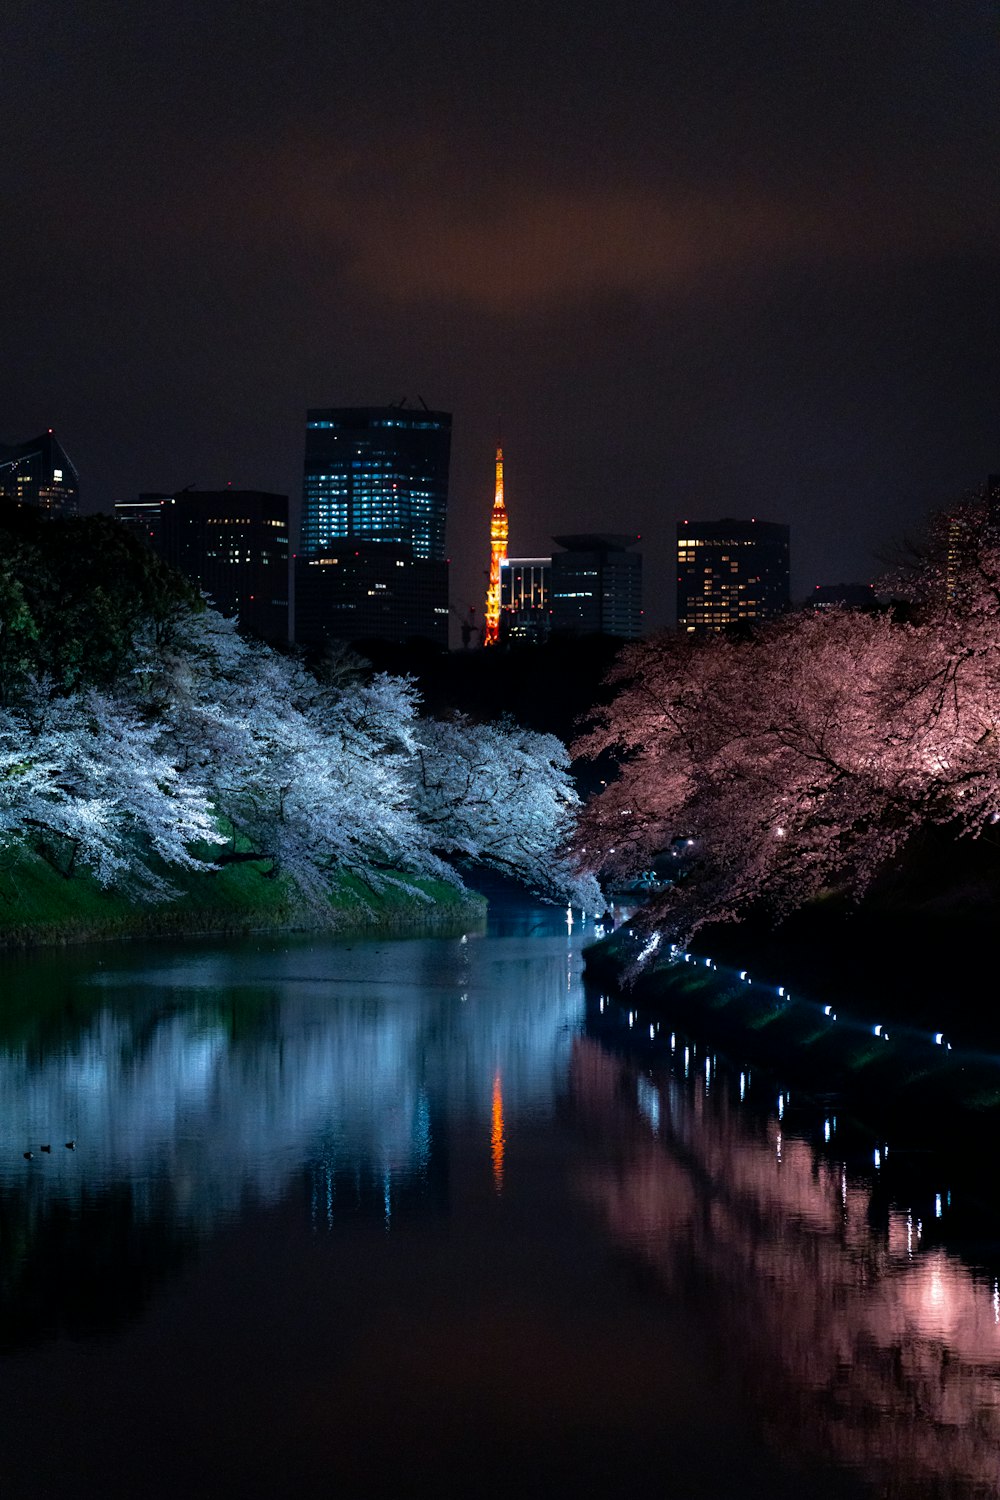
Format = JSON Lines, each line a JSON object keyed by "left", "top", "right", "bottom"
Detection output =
{"left": 1, "top": 2, "right": 997, "bottom": 633}
{"left": 9, "top": 419, "right": 1000, "bottom": 640}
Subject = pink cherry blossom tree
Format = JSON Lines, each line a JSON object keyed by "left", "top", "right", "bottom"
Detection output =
{"left": 574, "top": 521, "right": 1000, "bottom": 942}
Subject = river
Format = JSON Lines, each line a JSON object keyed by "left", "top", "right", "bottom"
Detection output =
{"left": 0, "top": 901, "right": 997, "bottom": 1498}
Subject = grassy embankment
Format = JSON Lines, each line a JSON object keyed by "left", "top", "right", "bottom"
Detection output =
{"left": 584, "top": 919, "right": 1000, "bottom": 1139}
{"left": 0, "top": 845, "right": 485, "bottom": 949}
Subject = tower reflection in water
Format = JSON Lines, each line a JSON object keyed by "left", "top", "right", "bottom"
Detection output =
{"left": 491, "top": 1072, "right": 505, "bottom": 1194}
{"left": 4, "top": 926, "right": 1000, "bottom": 1496}
{"left": 0, "top": 936, "right": 577, "bottom": 1217}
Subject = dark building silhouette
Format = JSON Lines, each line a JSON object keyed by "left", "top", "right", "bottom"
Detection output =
{"left": 807, "top": 582, "right": 877, "bottom": 611}
{"left": 500, "top": 556, "right": 552, "bottom": 643}
{"left": 988, "top": 474, "right": 1000, "bottom": 522}
{"left": 157, "top": 489, "right": 290, "bottom": 643}
{"left": 550, "top": 534, "right": 643, "bottom": 639}
{"left": 676, "top": 517, "right": 790, "bottom": 633}
{"left": 301, "top": 404, "right": 451, "bottom": 562}
{"left": 0, "top": 431, "right": 79, "bottom": 518}
{"left": 295, "top": 541, "right": 448, "bottom": 650}
{"left": 114, "top": 493, "right": 169, "bottom": 547}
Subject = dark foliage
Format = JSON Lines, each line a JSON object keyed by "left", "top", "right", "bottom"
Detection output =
{"left": 0, "top": 508, "right": 201, "bottom": 702}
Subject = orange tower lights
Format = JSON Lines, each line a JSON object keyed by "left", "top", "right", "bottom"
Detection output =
{"left": 483, "top": 445, "right": 508, "bottom": 646}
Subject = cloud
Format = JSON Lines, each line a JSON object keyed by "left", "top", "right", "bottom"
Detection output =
{"left": 137, "top": 134, "right": 997, "bottom": 316}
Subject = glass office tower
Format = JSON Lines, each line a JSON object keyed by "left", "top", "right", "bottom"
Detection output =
{"left": 550, "top": 534, "right": 643, "bottom": 639}
{"left": 301, "top": 405, "right": 451, "bottom": 561}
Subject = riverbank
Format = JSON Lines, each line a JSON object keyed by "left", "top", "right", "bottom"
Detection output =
{"left": 0, "top": 848, "right": 486, "bottom": 949}
{"left": 584, "top": 920, "right": 1000, "bottom": 1140}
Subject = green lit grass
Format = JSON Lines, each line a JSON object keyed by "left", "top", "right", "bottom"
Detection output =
{"left": 0, "top": 846, "right": 485, "bottom": 950}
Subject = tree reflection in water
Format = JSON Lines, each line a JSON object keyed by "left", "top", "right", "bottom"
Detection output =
{"left": 571, "top": 1036, "right": 1000, "bottom": 1498}
{"left": 3, "top": 927, "right": 1000, "bottom": 1496}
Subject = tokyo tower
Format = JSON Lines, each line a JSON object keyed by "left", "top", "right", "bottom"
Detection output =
{"left": 483, "top": 445, "right": 508, "bottom": 646}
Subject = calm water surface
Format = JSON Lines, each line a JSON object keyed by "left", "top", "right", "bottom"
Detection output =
{"left": 0, "top": 904, "right": 998, "bottom": 1498}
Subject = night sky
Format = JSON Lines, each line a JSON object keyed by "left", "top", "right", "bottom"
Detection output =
{"left": 3, "top": 0, "right": 998, "bottom": 631}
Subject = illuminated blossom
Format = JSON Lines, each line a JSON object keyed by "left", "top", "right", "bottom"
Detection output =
{"left": 574, "top": 522, "right": 1000, "bottom": 939}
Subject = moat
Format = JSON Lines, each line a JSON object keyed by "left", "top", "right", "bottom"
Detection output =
{"left": 0, "top": 902, "right": 997, "bottom": 1497}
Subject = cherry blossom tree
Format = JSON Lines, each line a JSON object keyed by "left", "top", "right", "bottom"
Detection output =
{"left": 0, "top": 587, "right": 604, "bottom": 910}
{"left": 136, "top": 607, "right": 449, "bottom": 903}
{"left": 0, "top": 685, "right": 223, "bottom": 896}
{"left": 574, "top": 538, "right": 1000, "bottom": 943}
{"left": 412, "top": 713, "right": 603, "bottom": 905}
{"left": 140, "top": 605, "right": 599, "bottom": 904}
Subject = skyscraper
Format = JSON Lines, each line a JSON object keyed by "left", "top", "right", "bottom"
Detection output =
{"left": 301, "top": 404, "right": 451, "bottom": 560}
{"left": 944, "top": 475, "right": 1000, "bottom": 603}
{"left": 483, "top": 446, "right": 508, "bottom": 647}
{"left": 987, "top": 474, "right": 1000, "bottom": 523}
{"left": 295, "top": 541, "right": 449, "bottom": 650}
{"left": 0, "top": 431, "right": 79, "bottom": 518}
{"left": 157, "top": 489, "right": 290, "bottom": 643}
{"left": 550, "top": 534, "right": 643, "bottom": 638}
{"left": 676, "top": 518, "right": 790, "bottom": 633}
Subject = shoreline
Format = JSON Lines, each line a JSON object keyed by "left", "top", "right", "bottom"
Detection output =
{"left": 0, "top": 849, "right": 487, "bottom": 952}
{"left": 584, "top": 922, "right": 1000, "bottom": 1141}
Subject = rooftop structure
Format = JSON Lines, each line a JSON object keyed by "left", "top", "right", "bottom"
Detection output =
{"left": 500, "top": 556, "right": 551, "bottom": 643}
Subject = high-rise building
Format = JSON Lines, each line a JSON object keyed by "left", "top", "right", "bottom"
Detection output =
{"left": 301, "top": 404, "right": 451, "bottom": 561}
{"left": 0, "top": 431, "right": 79, "bottom": 518}
{"left": 483, "top": 447, "right": 509, "bottom": 646}
{"left": 500, "top": 557, "right": 551, "bottom": 643}
{"left": 114, "top": 493, "right": 170, "bottom": 546}
{"left": 550, "top": 534, "right": 643, "bottom": 639}
{"left": 987, "top": 474, "right": 1000, "bottom": 522}
{"left": 157, "top": 489, "right": 290, "bottom": 644}
{"left": 676, "top": 518, "right": 789, "bottom": 633}
{"left": 944, "top": 475, "right": 1000, "bottom": 603}
{"left": 295, "top": 541, "right": 449, "bottom": 650}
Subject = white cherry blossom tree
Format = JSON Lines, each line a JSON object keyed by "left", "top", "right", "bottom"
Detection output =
{"left": 412, "top": 713, "right": 603, "bottom": 906}
{"left": 0, "top": 685, "right": 223, "bottom": 896}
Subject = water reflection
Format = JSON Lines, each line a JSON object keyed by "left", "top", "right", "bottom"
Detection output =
{"left": 575, "top": 1002, "right": 1000, "bottom": 1498}
{"left": 491, "top": 1072, "right": 505, "bottom": 1194}
{"left": 0, "top": 919, "right": 582, "bottom": 1357}
{"left": 0, "top": 928, "right": 580, "bottom": 1224}
{"left": 3, "top": 915, "right": 1000, "bottom": 1495}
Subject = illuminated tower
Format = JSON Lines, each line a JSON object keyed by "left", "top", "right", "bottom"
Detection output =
{"left": 483, "top": 446, "right": 508, "bottom": 646}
